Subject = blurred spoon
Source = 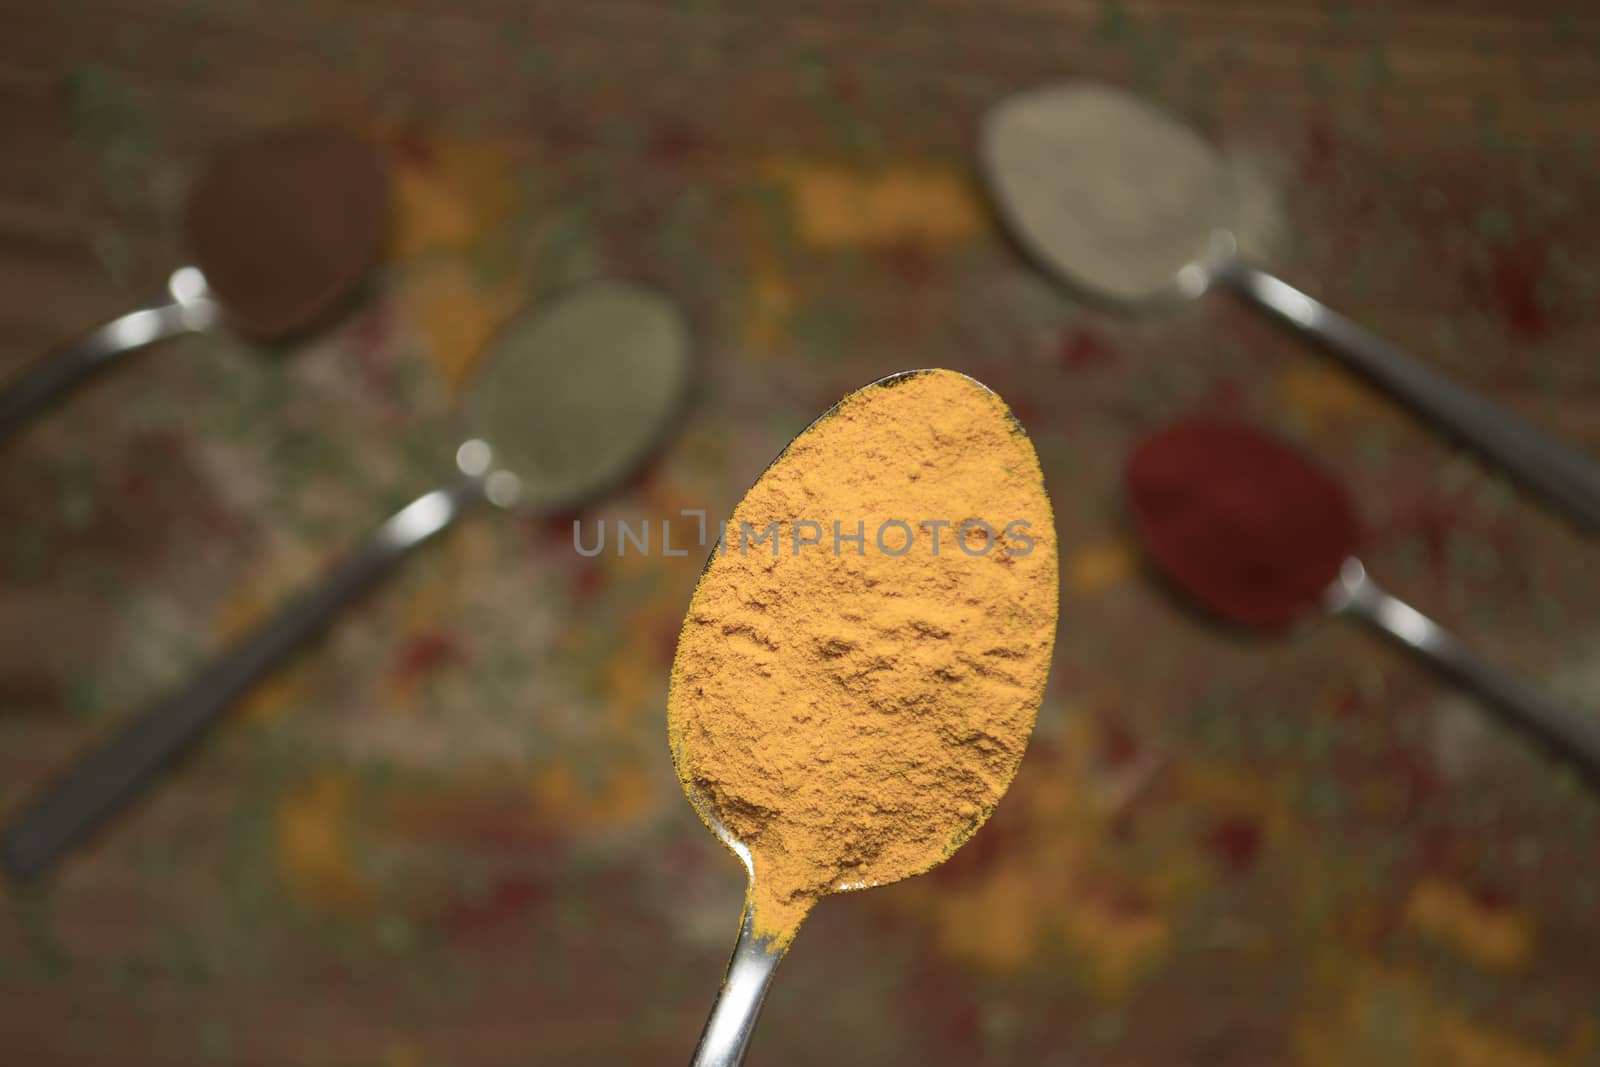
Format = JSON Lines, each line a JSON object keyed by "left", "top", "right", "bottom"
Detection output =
{"left": 0, "top": 126, "right": 390, "bottom": 444}
{"left": 1125, "top": 417, "right": 1600, "bottom": 788}
{"left": 1, "top": 279, "right": 695, "bottom": 879}
{"left": 981, "top": 81, "right": 1600, "bottom": 532}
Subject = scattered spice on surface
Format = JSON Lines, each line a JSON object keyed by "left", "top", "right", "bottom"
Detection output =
{"left": 1125, "top": 418, "right": 1358, "bottom": 629}
{"left": 668, "top": 369, "right": 1060, "bottom": 943}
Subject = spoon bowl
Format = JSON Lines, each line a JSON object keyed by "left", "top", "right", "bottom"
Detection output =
{"left": 185, "top": 126, "right": 391, "bottom": 341}
{"left": 979, "top": 80, "right": 1239, "bottom": 313}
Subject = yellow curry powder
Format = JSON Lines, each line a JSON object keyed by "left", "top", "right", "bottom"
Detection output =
{"left": 667, "top": 370, "right": 1060, "bottom": 943}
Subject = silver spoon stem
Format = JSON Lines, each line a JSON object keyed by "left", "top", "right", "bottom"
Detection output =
{"left": 0, "top": 473, "right": 485, "bottom": 881}
{"left": 1327, "top": 557, "right": 1600, "bottom": 785}
{"left": 1218, "top": 259, "right": 1600, "bottom": 533}
{"left": 690, "top": 901, "right": 787, "bottom": 1067}
{"left": 0, "top": 267, "right": 221, "bottom": 445}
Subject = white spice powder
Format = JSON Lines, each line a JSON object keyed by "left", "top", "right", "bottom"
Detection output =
{"left": 981, "top": 82, "right": 1242, "bottom": 303}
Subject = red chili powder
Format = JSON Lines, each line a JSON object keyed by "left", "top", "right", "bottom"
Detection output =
{"left": 1124, "top": 419, "right": 1359, "bottom": 629}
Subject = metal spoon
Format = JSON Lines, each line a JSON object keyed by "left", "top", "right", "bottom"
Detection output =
{"left": 0, "top": 127, "right": 390, "bottom": 444}
{"left": 1325, "top": 557, "right": 1600, "bottom": 787}
{"left": 682, "top": 807, "right": 790, "bottom": 1067}
{"left": 981, "top": 81, "right": 1600, "bottom": 532}
{"left": 671, "top": 369, "right": 1059, "bottom": 1066}
{"left": 1125, "top": 418, "right": 1600, "bottom": 788}
{"left": 1, "top": 279, "right": 695, "bottom": 880}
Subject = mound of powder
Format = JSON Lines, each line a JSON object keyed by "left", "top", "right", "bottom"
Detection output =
{"left": 667, "top": 369, "right": 1060, "bottom": 942}
{"left": 981, "top": 82, "right": 1233, "bottom": 302}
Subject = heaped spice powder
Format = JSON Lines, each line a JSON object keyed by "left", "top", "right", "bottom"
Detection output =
{"left": 668, "top": 370, "right": 1060, "bottom": 943}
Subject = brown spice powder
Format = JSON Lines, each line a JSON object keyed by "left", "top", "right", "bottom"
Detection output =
{"left": 185, "top": 127, "right": 390, "bottom": 340}
{"left": 668, "top": 370, "right": 1059, "bottom": 943}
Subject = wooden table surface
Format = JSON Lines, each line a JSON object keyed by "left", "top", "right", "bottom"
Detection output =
{"left": 3, "top": 1, "right": 1600, "bottom": 1064}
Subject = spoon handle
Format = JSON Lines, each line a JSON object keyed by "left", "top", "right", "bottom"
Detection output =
{"left": 1223, "top": 261, "right": 1600, "bottom": 533}
{"left": 0, "top": 477, "right": 482, "bottom": 881}
{"left": 0, "top": 270, "right": 220, "bottom": 445}
{"left": 1330, "top": 559, "right": 1600, "bottom": 788}
{"left": 689, "top": 904, "right": 787, "bottom": 1067}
